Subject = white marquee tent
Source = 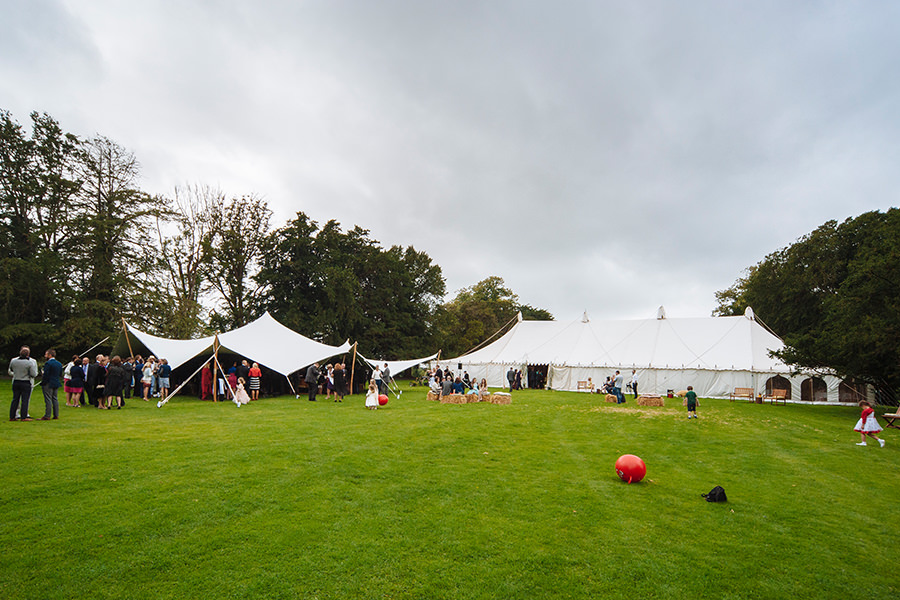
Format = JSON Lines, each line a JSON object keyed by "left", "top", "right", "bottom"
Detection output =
{"left": 445, "top": 308, "right": 848, "bottom": 403}
{"left": 118, "top": 312, "right": 352, "bottom": 377}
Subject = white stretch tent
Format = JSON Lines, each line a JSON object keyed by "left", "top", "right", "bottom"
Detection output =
{"left": 359, "top": 352, "right": 440, "bottom": 379}
{"left": 120, "top": 312, "right": 352, "bottom": 376}
{"left": 445, "top": 308, "right": 846, "bottom": 402}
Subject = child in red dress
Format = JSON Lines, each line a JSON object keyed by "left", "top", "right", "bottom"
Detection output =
{"left": 854, "top": 400, "right": 885, "bottom": 447}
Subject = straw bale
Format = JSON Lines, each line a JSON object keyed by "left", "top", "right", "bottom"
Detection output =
{"left": 440, "top": 393, "right": 467, "bottom": 404}
{"left": 605, "top": 394, "right": 618, "bottom": 403}
{"left": 637, "top": 395, "right": 664, "bottom": 407}
{"left": 427, "top": 391, "right": 440, "bottom": 402}
{"left": 466, "top": 393, "right": 481, "bottom": 403}
{"left": 491, "top": 393, "right": 512, "bottom": 405}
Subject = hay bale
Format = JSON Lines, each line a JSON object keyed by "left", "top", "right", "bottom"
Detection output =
{"left": 466, "top": 393, "right": 481, "bottom": 403}
{"left": 427, "top": 391, "right": 440, "bottom": 402}
{"left": 490, "top": 392, "right": 512, "bottom": 405}
{"left": 605, "top": 394, "right": 618, "bottom": 403}
{"left": 675, "top": 390, "right": 688, "bottom": 398}
{"left": 637, "top": 395, "right": 664, "bottom": 407}
{"left": 440, "top": 393, "right": 467, "bottom": 404}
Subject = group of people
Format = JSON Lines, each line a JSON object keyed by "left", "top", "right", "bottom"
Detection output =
{"left": 592, "top": 370, "right": 639, "bottom": 404}
{"left": 6, "top": 346, "right": 175, "bottom": 420}
{"left": 199, "top": 359, "right": 263, "bottom": 404}
{"left": 425, "top": 366, "right": 490, "bottom": 401}
{"left": 303, "top": 361, "right": 351, "bottom": 402}
{"left": 505, "top": 368, "right": 525, "bottom": 390}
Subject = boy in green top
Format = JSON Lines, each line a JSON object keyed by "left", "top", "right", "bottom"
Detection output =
{"left": 684, "top": 386, "right": 699, "bottom": 419}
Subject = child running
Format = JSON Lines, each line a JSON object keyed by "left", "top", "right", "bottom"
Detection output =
{"left": 854, "top": 400, "right": 885, "bottom": 447}
{"left": 365, "top": 381, "right": 379, "bottom": 410}
{"left": 684, "top": 386, "right": 699, "bottom": 419}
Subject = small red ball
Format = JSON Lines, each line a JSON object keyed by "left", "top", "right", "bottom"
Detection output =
{"left": 615, "top": 454, "right": 646, "bottom": 484}
{"left": 378, "top": 394, "right": 389, "bottom": 406}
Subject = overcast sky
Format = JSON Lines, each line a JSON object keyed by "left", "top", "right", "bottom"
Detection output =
{"left": 3, "top": 1, "right": 899, "bottom": 322}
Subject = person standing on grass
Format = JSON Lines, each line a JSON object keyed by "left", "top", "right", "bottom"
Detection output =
{"left": 507, "top": 367, "right": 515, "bottom": 391}
{"left": 157, "top": 358, "right": 172, "bottom": 402}
{"left": 104, "top": 356, "right": 127, "bottom": 409}
{"left": 684, "top": 386, "right": 699, "bottom": 419}
{"left": 305, "top": 362, "right": 320, "bottom": 401}
{"left": 64, "top": 355, "right": 83, "bottom": 407}
{"left": 40, "top": 349, "right": 63, "bottom": 420}
{"left": 9, "top": 346, "right": 38, "bottom": 421}
{"left": 631, "top": 370, "right": 639, "bottom": 400}
{"left": 333, "top": 363, "right": 346, "bottom": 402}
{"left": 248, "top": 363, "right": 262, "bottom": 400}
{"left": 142, "top": 357, "right": 156, "bottom": 401}
{"left": 854, "top": 400, "right": 885, "bottom": 447}
{"left": 613, "top": 370, "right": 625, "bottom": 404}
{"left": 382, "top": 363, "right": 392, "bottom": 396}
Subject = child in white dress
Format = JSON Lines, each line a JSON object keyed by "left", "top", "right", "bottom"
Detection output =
{"left": 854, "top": 400, "right": 885, "bottom": 446}
{"left": 234, "top": 377, "right": 251, "bottom": 406}
{"left": 365, "top": 381, "right": 379, "bottom": 410}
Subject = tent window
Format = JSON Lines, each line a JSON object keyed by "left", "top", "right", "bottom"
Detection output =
{"left": 764, "top": 375, "right": 791, "bottom": 400}
{"left": 838, "top": 380, "right": 867, "bottom": 404}
{"left": 800, "top": 377, "right": 827, "bottom": 402}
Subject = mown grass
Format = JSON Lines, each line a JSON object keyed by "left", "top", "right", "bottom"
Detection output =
{"left": 0, "top": 381, "right": 895, "bottom": 599}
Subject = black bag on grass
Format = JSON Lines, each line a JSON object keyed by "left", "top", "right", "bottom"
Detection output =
{"left": 702, "top": 486, "right": 727, "bottom": 502}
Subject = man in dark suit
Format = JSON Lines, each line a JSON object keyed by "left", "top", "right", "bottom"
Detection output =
{"left": 86, "top": 355, "right": 103, "bottom": 407}
{"left": 305, "top": 363, "right": 320, "bottom": 402}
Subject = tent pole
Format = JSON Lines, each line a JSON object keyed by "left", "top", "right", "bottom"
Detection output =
{"left": 213, "top": 353, "right": 236, "bottom": 401}
{"left": 157, "top": 359, "right": 211, "bottom": 408}
{"left": 350, "top": 341, "right": 358, "bottom": 396}
{"left": 121, "top": 317, "right": 135, "bottom": 358}
{"left": 285, "top": 374, "right": 297, "bottom": 398}
{"left": 213, "top": 334, "right": 220, "bottom": 403}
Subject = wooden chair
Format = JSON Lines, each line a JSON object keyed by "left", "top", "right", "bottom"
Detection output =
{"left": 729, "top": 387, "right": 755, "bottom": 402}
{"left": 882, "top": 411, "right": 900, "bottom": 429}
{"left": 577, "top": 380, "right": 594, "bottom": 392}
{"left": 763, "top": 389, "right": 788, "bottom": 405}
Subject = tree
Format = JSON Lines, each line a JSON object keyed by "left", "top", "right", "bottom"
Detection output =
{"left": 714, "top": 209, "right": 900, "bottom": 398}
{"left": 436, "top": 276, "right": 554, "bottom": 357}
{"left": 66, "top": 136, "right": 163, "bottom": 347}
{"left": 206, "top": 195, "right": 272, "bottom": 331}
{"left": 0, "top": 110, "right": 82, "bottom": 354}
{"left": 152, "top": 184, "right": 221, "bottom": 338}
{"left": 257, "top": 214, "right": 446, "bottom": 357}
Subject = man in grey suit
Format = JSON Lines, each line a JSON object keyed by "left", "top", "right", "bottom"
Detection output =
{"left": 305, "top": 362, "right": 320, "bottom": 402}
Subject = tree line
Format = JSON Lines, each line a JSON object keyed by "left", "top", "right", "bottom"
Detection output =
{"left": 0, "top": 109, "right": 551, "bottom": 364}
{"left": 715, "top": 209, "right": 900, "bottom": 401}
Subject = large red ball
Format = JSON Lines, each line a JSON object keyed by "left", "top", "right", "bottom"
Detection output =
{"left": 378, "top": 394, "right": 389, "bottom": 406}
{"left": 615, "top": 454, "right": 646, "bottom": 484}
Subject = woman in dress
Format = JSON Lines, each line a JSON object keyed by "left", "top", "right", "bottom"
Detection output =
{"left": 325, "top": 364, "right": 334, "bottom": 400}
{"left": 64, "top": 355, "right": 80, "bottom": 407}
{"left": 104, "top": 356, "right": 127, "bottom": 409}
{"left": 66, "top": 355, "right": 85, "bottom": 408}
{"left": 332, "top": 363, "right": 346, "bottom": 402}
{"left": 142, "top": 357, "right": 156, "bottom": 401}
{"left": 479, "top": 378, "right": 490, "bottom": 401}
{"left": 248, "top": 362, "right": 262, "bottom": 401}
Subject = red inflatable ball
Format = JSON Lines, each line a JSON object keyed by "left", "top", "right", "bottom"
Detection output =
{"left": 615, "top": 454, "right": 646, "bottom": 484}
{"left": 378, "top": 394, "right": 389, "bottom": 406}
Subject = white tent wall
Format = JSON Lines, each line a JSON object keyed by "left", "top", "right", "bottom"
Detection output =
{"left": 448, "top": 309, "right": 851, "bottom": 403}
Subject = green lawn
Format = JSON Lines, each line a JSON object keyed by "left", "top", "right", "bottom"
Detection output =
{"left": 0, "top": 381, "right": 895, "bottom": 599}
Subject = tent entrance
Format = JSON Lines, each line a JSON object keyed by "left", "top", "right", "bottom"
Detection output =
{"left": 527, "top": 365, "right": 548, "bottom": 389}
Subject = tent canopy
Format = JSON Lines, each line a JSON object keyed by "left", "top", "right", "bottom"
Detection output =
{"left": 446, "top": 309, "right": 789, "bottom": 372}
{"left": 119, "top": 312, "right": 352, "bottom": 376}
{"left": 359, "top": 352, "right": 440, "bottom": 377}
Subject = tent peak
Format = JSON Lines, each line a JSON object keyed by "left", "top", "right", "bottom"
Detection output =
{"left": 657, "top": 306, "right": 666, "bottom": 320}
{"left": 581, "top": 310, "right": 589, "bottom": 323}
{"left": 744, "top": 306, "right": 755, "bottom": 320}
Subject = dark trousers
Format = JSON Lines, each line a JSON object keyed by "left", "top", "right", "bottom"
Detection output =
{"left": 10, "top": 380, "right": 32, "bottom": 420}
{"left": 308, "top": 383, "right": 318, "bottom": 401}
{"left": 614, "top": 387, "right": 624, "bottom": 403}
{"left": 632, "top": 383, "right": 638, "bottom": 399}
{"left": 42, "top": 385, "right": 60, "bottom": 419}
